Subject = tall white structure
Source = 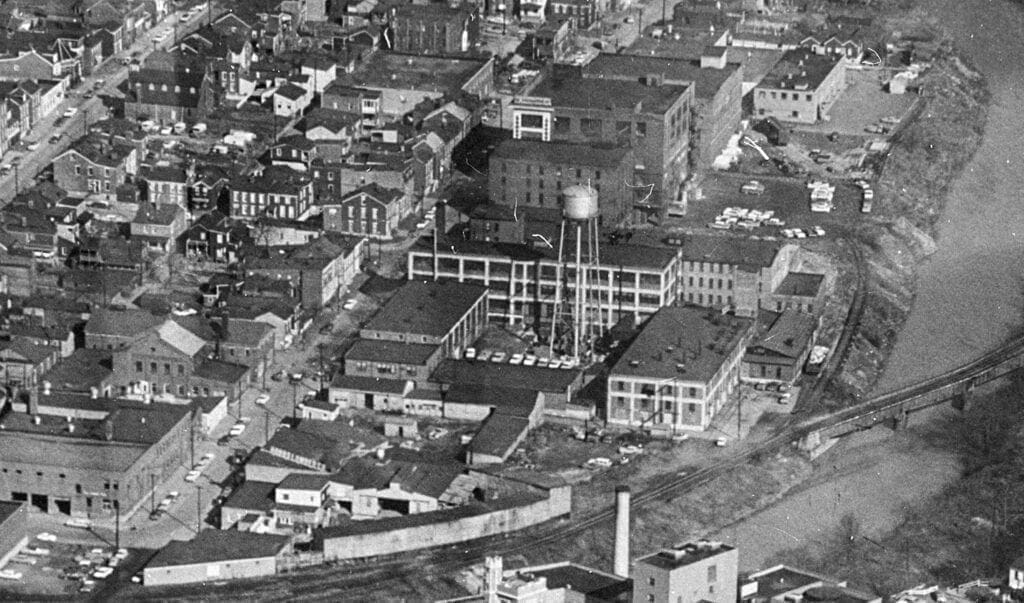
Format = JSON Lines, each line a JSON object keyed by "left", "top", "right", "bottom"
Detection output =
{"left": 550, "top": 184, "right": 603, "bottom": 360}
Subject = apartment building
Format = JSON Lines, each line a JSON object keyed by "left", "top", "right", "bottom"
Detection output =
{"left": 753, "top": 48, "right": 846, "bottom": 124}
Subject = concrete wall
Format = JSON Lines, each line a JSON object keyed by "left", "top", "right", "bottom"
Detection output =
{"left": 143, "top": 555, "right": 279, "bottom": 586}
{"left": 320, "top": 485, "right": 571, "bottom": 561}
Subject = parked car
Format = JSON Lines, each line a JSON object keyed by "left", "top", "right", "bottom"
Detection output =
{"left": 49, "top": 133, "right": 62, "bottom": 144}
{"left": 490, "top": 351, "right": 507, "bottom": 363}
{"left": 0, "top": 569, "right": 23, "bottom": 581}
{"left": 740, "top": 180, "right": 765, "bottom": 195}
{"left": 65, "top": 518, "right": 92, "bottom": 529}
{"left": 255, "top": 393, "right": 270, "bottom": 406}
{"left": 715, "top": 437, "right": 728, "bottom": 447}
{"left": 36, "top": 532, "right": 57, "bottom": 542}
{"left": 342, "top": 298, "right": 357, "bottom": 311}
{"left": 584, "top": 457, "right": 613, "bottom": 468}
{"left": 184, "top": 470, "right": 201, "bottom": 482}
{"left": 228, "top": 422, "right": 246, "bottom": 437}
{"left": 63, "top": 107, "right": 78, "bottom": 118}
{"left": 509, "top": 353, "right": 524, "bottom": 365}
{"left": 464, "top": 347, "right": 477, "bottom": 360}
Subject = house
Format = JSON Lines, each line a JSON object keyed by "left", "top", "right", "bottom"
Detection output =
{"left": 229, "top": 165, "right": 314, "bottom": 221}
{"left": 143, "top": 531, "right": 290, "bottom": 587}
{"left": 298, "top": 108, "right": 361, "bottom": 143}
{"left": 769, "top": 272, "right": 825, "bottom": 315}
{"left": 241, "top": 234, "right": 365, "bottom": 308}
{"left": 263, "top": 419, "right": 388, "bottom": 473}
{"left": 321, "top": 183, "right": 409, "bottom": 239}
{"left": 53, "top": 135, "right": 139, "bottom": 199}
{"left": 634, "top": 540, "right": 738, "bottom": 603}
{"left": 320, "top": 84, "right": 382, "bottom": 128}
{"left": 8, "top": 322, "right": 75, "bottom": 358}
{"left": 274, "top": 81, "right": 312, "bottom": 119}
{"left": 174, "top": 314, "right": 276, "bottom": 386}
{"left": 742, "top": 309, "right": 818, "bottom": 384}
{"left": 130, "top": 203, "right": 187, "bottom": 252}
{"left": 549, "top": 0, "right": 602, "bottom": 29}
{"left": 110, "top": 319, "right": 250, "bottom": 401}
{"left": 72, "top": 236, "right": 146, "bottom": 273}
{"left": 0, "top": 339, "right": 60, "bottom": 389}
{"left": 270, "top": 135, "right": 318, "bottom": 172}
{"left": 299, "top": 396, "right": 342, "bottom": 421}
{"left": 298, "top": 55, "right": 337, "bottom": 94}
{"left": 85, "top": 306, "right": 163, "bottom": 350}
{"left": 273, "top": 472, "right": 332, "bottom": 527}
{"left": 606, "top": 307, "right": 754, "bottom": 434}
{"left": 327, "top": 374, "right": 413, "bottom": 412}
{"left": 531, "top": 19, "right": 573, "bottom": 62}
{"left": 753, "top": 48, "right": 846, "bottom": 124}
{"left": 488, "top": 139, "right": 633, "bottom": 225}
{"left": 184, "top": 211, "right": 251, "bottom": 263}
{"left": 142, "top": 164, "right": 191, "bottom": 207}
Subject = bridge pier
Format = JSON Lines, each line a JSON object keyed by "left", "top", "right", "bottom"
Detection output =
{"left": 796, "top": 430, "right": 838, "bottom": 459}
{"left": 889, "top": 410, "right": 909, "bottom": 431}
{"left": 951, "top": 381, "right": 976, "bottom": 411}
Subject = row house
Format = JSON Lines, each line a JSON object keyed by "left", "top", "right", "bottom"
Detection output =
{"left": 385, "top": 3, "right": 479, "bottom": 55}
{"left": 274, "top": 81, "right": 313, "bottom": 119}
{"left": 173, "top": 315, "right": 276, "bottom": 386}
{"left": 321, "top": 84, "right": 382, "bottom": 129}
{"left": 241, "top": 234, "right": 365, "bottom": 308}
{"left": 270, "top": 135, "right": 318, "bottom": 172}
{"left": 129, "top": 202, "right": 188, "bottom": 253}
{"left": 0, "top": 339, "right": 60, "bottom": 389}
{"left": 141, "top": 164, "right": 192, "bottom": 207}
{"left": 320, "top": 183, "right": 410, "bottom": 240}
{"left": 229, "top": 165, "right": 314, "bottom": 221}
{"left": 184, "top": 211, "right": 252, "bottom": 263}
{"left": 53, "top": 135, "right": 138, "bottom": 200}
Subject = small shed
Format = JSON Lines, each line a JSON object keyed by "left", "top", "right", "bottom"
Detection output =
{"left": 384, "top": 416, "right": 419, "bottom": 439}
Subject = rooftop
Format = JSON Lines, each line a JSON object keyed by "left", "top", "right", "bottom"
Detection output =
{"left": 677, "top": 233, "right": 785, "bottom": 270}
{"left": 222, "top": 479, "right": 278, "bottom": 512}
{"left": 415, "top": 237, "right": 679, "bottom": 270}
{"left": 345, "top": 339, "right": 439, "bottom": 365}
{"left": 363, "top": 280, "right": 486, "bottom": 339}
{"left": 759, "top": 48, "right": 843, "bottom": 91}
{"left": 637, "top": 540, "right": 735, "bottom": 569}
{"left": 610, "top": 307, "right": 753, "bottom": 382}
{"left": 278, "top": 472, "right": 331, "bottom": 491}
{"left": 63, "top": 135, "right": 135, "bottom": 168}
{"left": 749, "top": 309, "right": 817, "bottom": 360}
{"left": 147, "top": 531, "right": 289, "bottom": 568}
{"left": 775, "top": 271, "right": 825, "bottom": 297}
{"left": 432, "top": 360, "right": 579, "bottom": 393}
{"left": 523, "top": 562, "right": 631, "bottom": 599}
{"left": 0, "top": 500, "right": 23, "bottom": 526}
{"left": 468, "top": 413, "right": 530, "bottom": 457}
{"left": 491, "top": 139, "right": 631, "bottom": 168}
{"left": 532, "top": 74, "right": 689, "bottom": 115}
{"left": 584, "top": 53, "right": 740, "bottom": 100}
{"left": 446, "top": 385, "right": 540, "bottom": 417}
{"left": 329, "top": 374, "right": 410, "bottom": 395}
{"left": 333, "top": 52, "right": 490, "bottom": 96}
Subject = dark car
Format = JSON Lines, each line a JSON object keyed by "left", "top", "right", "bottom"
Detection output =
{"left": 217, "top": 434, "right": 233, "bottom": 446}
{"left": 148, "top": 509, "right": 164, "bottom": 521}
{"left": 319, "top": 324, "right": 332, "bottom": 335}
{"left": 49, "top": 134, "right": 62, "bottom": 144}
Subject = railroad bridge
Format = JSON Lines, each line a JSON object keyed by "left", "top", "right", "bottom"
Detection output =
{"left": 798, "top": 335, "right": 1024, "bottom": 454}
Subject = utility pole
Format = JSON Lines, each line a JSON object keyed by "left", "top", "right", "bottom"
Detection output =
{"left": 150, "top": 473, "right": 156, "bottom": 514}
{"left": 264, "top": 403, "right": 270, "bottom": 444}
{"left": 114, "top": 501, "right": 120, "bottom": 551}
{"left": 736, "top": 391, "right": 742, "bottom": 439}
{"left": 291, "top": 382, "right": 297, "bottom": 424}
{"left": 317, "top": 343, "right": 324, "bottom": 391}
{"left": 196, "top": 484, "right": 202, "bottom": 533}
{"left": 13, "top": 163, "right": 18, "bottom": 195}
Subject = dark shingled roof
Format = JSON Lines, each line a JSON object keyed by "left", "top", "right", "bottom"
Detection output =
{"left": 532, "top": 74, "right": 690, "bottom": 114}
{"left": 749, "top": 309, "right": 817, "bottom": 360}
{"left": 278, "top": 472, "right": 331, "bottom": 491}
{"left": 584, "top": 53, "right": 739, "bottom": 100}
{"left": 222, "top": 479, "right": 278, "bottom": 512}
{"left": 363, "top": 280, "right": 486, "bottom": 338}
{"left": 528, "top": 563, "right": 632, "bottom": 599}
{"left": 468, "top": 413, "right": 530, "bottom": 458}
{"left": 147, "top": 531, "right": 289, "bottom": 568}
{"left": 432, "top": 359, "right": 579, "bottom": 394}
{"left": 678, "top": 233, "right": 784, "bottom": 270}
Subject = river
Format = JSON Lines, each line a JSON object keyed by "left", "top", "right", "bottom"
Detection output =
{"left": 717, "top": 0, "right": 1024, "bottom": 571}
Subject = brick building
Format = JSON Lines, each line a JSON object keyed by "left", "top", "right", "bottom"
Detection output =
{"left": 53, "top": 135, "right": 139, "bottom": 200}
{"left": 386, "top": 4, "right": 479, "bottom": 55}
{"left": 229, "top": 166, "right": 314, "bottom": 221}
{"left": 753, "top": 48, "right": 846, "bottom": 124}
{"left": 320, "top": 183, "right": 410, "bottom": 239}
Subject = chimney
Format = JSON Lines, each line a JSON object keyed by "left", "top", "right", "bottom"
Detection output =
{"left": 614, "top": 486, "right": 630, "bottom": 577}
{"left": 42, "top": 380, "right": 51, "bottom": 395}
{"left": 90, "top": 386, "right": 98, "bottom": 399}
{"left": 103, "top": 418, "right": 114, "bottom": 441}
{"left": 484, "top": 556, "right": 503, "bottom": 602}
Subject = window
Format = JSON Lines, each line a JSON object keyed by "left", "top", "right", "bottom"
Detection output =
{"left": 806, "top": 94, "right": 812, "bottom": 101}
{"left": 708, "top": 564, "right": 716, "bottom": 582}
{"left": 150, "top": 362, "right": 157, "bottom": 372}
{"left": 164, "top": 363, "right": 171, "bottom": 374}
{"left": 135, "top": 361, "right": 143, "bottom": 372}
{"left": 792, "top": 111, "right": 800, "bottom": 118}
{"left": 648, "top": 577, "right": 656, "bottom": 586}
{"left": 780, "top": 92, "right": 787, "bottom": 100}
{"left": 580, "top": 117, "right": 602, "bottom": 136}
{"left": 635, "top": 122, "right": 646, "bottom": 136}
{"left": 553, "top": 116, "right": 570, "bottom": 134}
{"left": 178, "top": 364, "right": 184, "bottom": 375}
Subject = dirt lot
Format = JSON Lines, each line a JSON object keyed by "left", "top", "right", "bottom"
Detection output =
{"left": 802, "top": 69, "right": 919, "bottom": 138}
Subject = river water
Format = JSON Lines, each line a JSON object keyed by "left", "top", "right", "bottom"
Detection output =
{"left": 716, "top": 0, "right": 1024, "bottom": 570}
{"left": 875, "top": 0, "right": 1024, "bottom": 391}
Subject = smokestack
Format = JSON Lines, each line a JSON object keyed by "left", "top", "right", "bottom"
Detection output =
{"left": 434, "top": 201, "right": 447, "bottom": 235}
{"left": 90, "top": 386, "right": 98, "bottom": 400}
{"left": 42, "top": 380, "right": 51, "bottom": 395}
{"left": 614, "top": 485, "right": 630, "bottom": 577}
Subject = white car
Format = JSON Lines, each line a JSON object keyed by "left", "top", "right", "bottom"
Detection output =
{"left": 509, "top": 353, "right": 524, "bottom": 365}
{"left": 184, "top": 470, "right": 201, "bottom": 482}
{"left": 715, "top": 437, "right": 728, "bottom": 447}
{"left": 584, "top": 457, "right": 613, "bottom": 468}
{"left": 65, "top": 518, "right": 92, "bottom": 529}
{"left": 229, "top": 423, "right": 246, "bottom": 437}
{"left": 23, "top": 547, "right": 50, "bottom": 556}
{"left": 159, "top": 126, "right": 173, "bottom": 136}
{"left": 63, "top": 107, "right": 78, "bottom": 118}
{"left": 523, "top": 354, "right": 537, "bottom": 366}
{"left": 490, "top": 351, "right": 507, "bottom": 363}
{"left": 618, "top": 444, "right": 643, "bottom": 455}
{"left": 463, "top": 347, "right": 477, "bottom": 360}
{"left": 0, "top": 569, "right": 22, "bottom": 580}
{"left": 255, "top": 393, "right": 270, "bottom": 406}
{"left": 113, "top": 548, "right": 130, "bottom": 561}
{"left": 92, "top": 566, "right": 114, "bottom": 579}
{"left": 342, "top": 298, "right": 357, "bottom": 311}
{"left": 811, "top": 226, "right": 826, "bottom": 237}
{"left": 36, "top": 532, "right": 57, "bottom": 542}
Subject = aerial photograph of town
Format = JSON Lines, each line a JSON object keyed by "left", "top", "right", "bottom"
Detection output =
{"left": 0, "top": 0, "right": 1020, "bottom": 599}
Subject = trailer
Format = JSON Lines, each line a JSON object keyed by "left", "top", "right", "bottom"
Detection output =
{"left": 805, "top": 345, "right": 830, "bottom": 375}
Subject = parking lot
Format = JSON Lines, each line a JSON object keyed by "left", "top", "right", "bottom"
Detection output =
{"left": 670, "top": 172, "right": 868, "bottom": 239}
{"left": 0, "top": 532, "right": 147, "bottom": 598}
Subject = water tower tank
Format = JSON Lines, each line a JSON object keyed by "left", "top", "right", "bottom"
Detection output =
{"left": 562, "top": 184, "right": 599, "bottom": 221}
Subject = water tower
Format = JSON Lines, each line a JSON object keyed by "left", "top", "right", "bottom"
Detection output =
{"left": 549, "top": 184, "right": 603, "bottom": 361}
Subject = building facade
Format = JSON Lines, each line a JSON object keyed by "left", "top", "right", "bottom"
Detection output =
{"left": 753, "top": 48, "right": 846, "bottom": 124}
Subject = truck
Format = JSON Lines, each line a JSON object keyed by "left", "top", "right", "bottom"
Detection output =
{"left": 805, "top": 345, "right": 830, "bottom": 375}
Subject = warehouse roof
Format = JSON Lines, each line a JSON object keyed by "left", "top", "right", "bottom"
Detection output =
{"left": 491, "top": 139, "right": 630, "bottom": 168}
{"left": 344, "top": 339, "right": 439, "bottom": 365}
{"left": 147, "top": 531, "right": 289, "bottom": 568}
{"left": 432, "top": 359, "right": 579, "bottom": 394}
{"left": 585, "top": 53, "right": 739, "bottom": 100}
{"left": 363, "top": 280, "right": 486, "bottom": 338}
{"left": 758, "top": 48, "right": 843, "bottom": 92}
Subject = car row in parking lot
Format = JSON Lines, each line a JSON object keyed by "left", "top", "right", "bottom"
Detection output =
{"left": 463, "top": 347, "right": 578, "bottom": 369}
